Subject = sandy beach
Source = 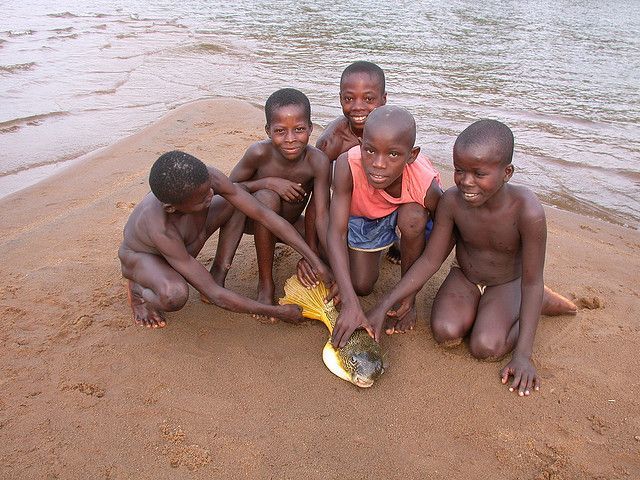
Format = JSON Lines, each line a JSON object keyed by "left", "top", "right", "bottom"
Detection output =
{"left": 1, "top": 98, "right": 639, "bottom": 479}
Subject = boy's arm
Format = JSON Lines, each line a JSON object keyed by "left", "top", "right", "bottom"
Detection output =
{"left": 150, "top": 225, "right": 303, "bottom": 322}
{"left": 210, "top": 167, "right": 332, "bottom": 285}
{"left": 366, "top": 190, "right": 457, "bottom": 339}
{"left": 327, "top": 154, "right": 371, "bottom": 348}
{"left": 315, "top": 119, "right": 352, "bottom": 162}
{"left": 501, "top": 195, "right": 546, "bottom": 396}
{"left": 230, "top": 145, "right": 306, "bottom": 202}
{"left": 310, "top": 150, "right": 332, "bottom": 253}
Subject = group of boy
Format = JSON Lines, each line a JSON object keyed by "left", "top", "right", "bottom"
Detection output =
{"left": 119, "top": 61, "right": 577, "bottom": 396}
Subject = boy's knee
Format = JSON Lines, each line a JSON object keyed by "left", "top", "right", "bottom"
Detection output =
{"left": 352, "top": 278, "right": 376, "bottom": 296}
{"left": 431, "top": 318, "right": 466, "bottom": 344}
{"left": 254, "top": 189, "right": 281, "bottom": 211}
{"left": 469, "top": 333, "right": 507, "bottom": 361}
{"left": 397, "top": 204, "right": 428, "bottom": 237}
{"left": 158, "top": 282, "right": 189, "bottom": 311}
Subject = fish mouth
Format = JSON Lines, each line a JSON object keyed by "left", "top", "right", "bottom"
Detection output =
{"left": 353, "top": 377, "right": 375, "bottom": 388}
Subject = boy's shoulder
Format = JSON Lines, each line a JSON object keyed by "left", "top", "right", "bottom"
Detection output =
{"left": 507, "top": 184, "right": 544, "bottom": 218}
{"left": 244, "top": 139, "right": 274, "bottom": 159}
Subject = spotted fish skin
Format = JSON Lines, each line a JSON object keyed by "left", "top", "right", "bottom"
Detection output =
{"left": 279, "top": 276, "right": 385, "bottom": 387}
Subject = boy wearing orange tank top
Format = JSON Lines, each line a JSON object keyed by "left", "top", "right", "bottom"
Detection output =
{"left": 328, "top": 105, "right": 443, "bottom": 347}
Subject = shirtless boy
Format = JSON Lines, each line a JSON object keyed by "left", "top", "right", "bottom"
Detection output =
{"left": 313, "top": 61, "right": 409, "bottom": 264}
{"left": 329, "top": 105, "right": 443, "bottom": 347}
{"left": 212, "top": 88, "right": 332, "bottom": 306}
{"left": 118, "top": 150, "right": 331, "bottom": 328}
{"left": 315, "top": 61, "right": 387, "bottom": 162}
{"left": 365, "top": 120, "right": 577, "bottom": 396}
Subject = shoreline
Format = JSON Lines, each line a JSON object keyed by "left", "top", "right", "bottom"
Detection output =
{"left": 3, "top": 96, "right": 638, "bottom": 231}
{"left": 1, "top": 98, "right": 638, "bottom": 479}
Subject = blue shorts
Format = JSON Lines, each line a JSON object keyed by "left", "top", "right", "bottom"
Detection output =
{"left": 348, "top": 211, "right": 399, "bottom": 252}
{"left": 348, "top": 211, "right": 434, "bottom": 253}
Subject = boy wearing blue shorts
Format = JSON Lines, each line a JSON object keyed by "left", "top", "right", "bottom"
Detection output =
{"left": 328, "top": 106, "right": 443, "bottom": 347}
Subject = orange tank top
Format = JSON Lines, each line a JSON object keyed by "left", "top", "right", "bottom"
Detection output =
{"left": 347, "top": 145, "right": 441, "bottom": 218}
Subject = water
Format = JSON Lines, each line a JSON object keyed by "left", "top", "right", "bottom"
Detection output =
{"left": 1, "top": 0, "right": 639, "bottom": 228}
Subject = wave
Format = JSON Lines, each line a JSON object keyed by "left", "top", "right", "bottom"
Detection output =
{"left": 47, "top": 12, "right": 109, "bottom": 19}
{"left": 0, "top": 154, "right": 83, "bottom": 178}
{"left": 0, "top": 111, "right": 69, "bottom": 132}
{"left": 7, "top": 30, "right": 34, "bottom": 37}
{"left": 47, "top": 12, "right": 78, "bottom": 18}
{"left": 0, "top": 62, "right": 37, "bottom": 74}
{"left": 189, "top": 43, "right": 227, "bottom": 54}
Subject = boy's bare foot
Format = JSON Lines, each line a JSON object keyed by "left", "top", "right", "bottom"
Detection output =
{"left": 210, "top": 262, "right": 231, "bottom": 288}
{"left": 384, "top": 305, "right": 416, "bottom": 335}
{"left": 257, "top": 282, "right": 275, "bottom": 306}
{"left": 385, "top": 242, "right": 401, "bottom": 265}
{"left": 542, "top": 286, "right": 578, "bottom": 316}
{"left": 127, "top": 281, "right": 166, "bottom": 328}
{"left": 251, "top": 282, "right": 277, "bottom": 323}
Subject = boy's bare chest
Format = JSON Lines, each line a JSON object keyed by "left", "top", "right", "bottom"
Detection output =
{"left": 456, "top": 210, "right": 521, "bottom": 253}
{"left": 257, "top": 161, "right": 314, "bottom": 185}
{"left": 172, "top": 213, "right": 208, "bottom": 253}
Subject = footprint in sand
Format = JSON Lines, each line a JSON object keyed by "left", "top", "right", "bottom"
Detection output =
{"left": 573, "top": 295, "right": 604, "bottom": 310}
{"left": 115, "top": 201, "right": 136, "bottom": 210}
{"left": 160, "top": 422, "right": 211, "bottom": 471}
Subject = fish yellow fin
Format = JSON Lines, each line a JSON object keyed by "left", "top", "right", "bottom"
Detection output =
{"left": 322, "top": 340, "right": 351, "bottom": 383}
{"left": 279, "top": 276, "right": 333, "bottom": 331}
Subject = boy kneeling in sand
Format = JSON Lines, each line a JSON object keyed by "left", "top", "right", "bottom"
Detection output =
{"left": 365, "top": 120, "right": 576, "bottom": 396}
{"left": 328, "top": 105, "right": 443, "bottom": 346}
{"left": 118, "top": 150, "right": 331, "bottom": 328}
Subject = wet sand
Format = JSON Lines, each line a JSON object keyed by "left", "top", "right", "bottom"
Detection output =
{"left": 1, "top": 98, "right": 639, "bottom": 479}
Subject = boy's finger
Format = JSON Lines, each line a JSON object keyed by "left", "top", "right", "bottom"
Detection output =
{"left": 510, "top": 372, "right": 522, "bottom": 392}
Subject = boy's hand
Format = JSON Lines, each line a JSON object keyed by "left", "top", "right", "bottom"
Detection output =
{"left": 500, "top": 355, "right": 540, "bottom": 397}
{"left": 331, "top": 302, "right": 373, "bottom": 348}
{"left": 296, "top": 257, "right": 319, "bottom": 288}
{"left": 364, "top": 306, "right": 386, "bottom": 342}
{"left": 268, "top": 178, "right": 307, "bottom": 203}
{"left": 275, "top": 304, "right": 305, "bottom": 324}
{"left": 311, "top": 259, "right": 334, "bottom": 288}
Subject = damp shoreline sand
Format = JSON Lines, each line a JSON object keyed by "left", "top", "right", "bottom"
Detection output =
{"left": 1, "top": 98, "right": 638, "bottom": 479}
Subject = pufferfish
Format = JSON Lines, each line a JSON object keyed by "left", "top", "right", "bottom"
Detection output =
{"left": 279, "top": 275, "right": 385, "bottom": 388}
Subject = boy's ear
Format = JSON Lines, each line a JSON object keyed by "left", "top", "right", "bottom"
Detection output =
{"left": 407, "top": 146, "right": 420, "bottom": 164}
{"left": 163, "top": 203, "right": 176, "bottom": 214}
{"left": 264, "top": 124, "right": 271, "bottom": 138}
{"left": 503, "top": 164, "right": 515, "bottom": 182}
{"left": 381, "top": 91, "right": 387, "bottom": 105}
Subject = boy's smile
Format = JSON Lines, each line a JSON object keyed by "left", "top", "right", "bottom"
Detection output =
{"left": 340, "top": 72, "right": 386, "bottom": 134}
{"left": 266, "top": 104, "right": 312, "bottom": 161}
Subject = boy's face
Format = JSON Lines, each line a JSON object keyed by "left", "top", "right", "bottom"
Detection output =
{"left": 169, "top": 181, "right": 214, "bottom": 214}
{"left": 453, "top": 145, "right": 514, "bottom": 207}
{"left": 360, "top": 125, "right": 418, "bottom": 192}
{"left": 340, "top": 72, "right": 386, "bottom": 132}
{"left": 266, "top": 104, "right": 312, "bottom": 161}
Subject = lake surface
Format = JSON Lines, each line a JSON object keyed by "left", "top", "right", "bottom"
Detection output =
{"left": 2, "top": 0, "right": 639, "bottom": 227}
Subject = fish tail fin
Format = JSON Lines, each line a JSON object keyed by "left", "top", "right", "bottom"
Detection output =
{"left": 279, "top": 275, "right": 332, "bottom": 330}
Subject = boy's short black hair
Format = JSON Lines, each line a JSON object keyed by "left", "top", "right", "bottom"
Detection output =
{"left": 340, "top": 61, "right": 386, "bottom": 93}
{"left": 149, "top": 151, "right": 209, "bottom": 204}
{"left": 455, "top": 119, "right": 514, "bottom": 165}
{"left": 265, "top": 88, "right": 311, "bottom": 126}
